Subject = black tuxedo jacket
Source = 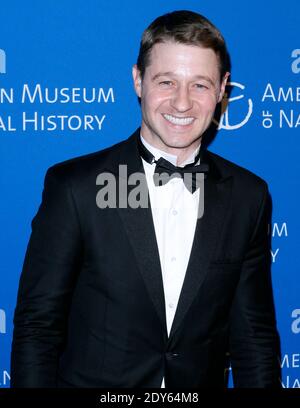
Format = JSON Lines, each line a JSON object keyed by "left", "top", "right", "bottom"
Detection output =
{"left": 11, "top": 129, "right": 281, "bottom": 388}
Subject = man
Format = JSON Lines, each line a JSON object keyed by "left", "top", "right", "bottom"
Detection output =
{"left": 11, "top": 10, "right": 281, "bottom": 388}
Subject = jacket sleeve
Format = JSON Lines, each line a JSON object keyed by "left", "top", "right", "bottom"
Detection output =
{"left": 10, "top": 166, "right": 83, "bottom": 387}
{"left": 229, "top": 182, "right": 281, "bottom": 388}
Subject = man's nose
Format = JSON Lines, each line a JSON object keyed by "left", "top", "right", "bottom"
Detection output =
{"left": 170, "top": 85, "right": 193, "bottom": 112}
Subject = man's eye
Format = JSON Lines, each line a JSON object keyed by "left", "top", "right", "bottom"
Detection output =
{"left": 159, "top": 81, "right": 173, "bottom": 86}
{"left": 195, "top": 83, "right": 208, "bottom": 89}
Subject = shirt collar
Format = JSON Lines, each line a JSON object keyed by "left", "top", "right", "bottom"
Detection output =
{"left": 140, "top": 134, "right": 201, "bottom": 167}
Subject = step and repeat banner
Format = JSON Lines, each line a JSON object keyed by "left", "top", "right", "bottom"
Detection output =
{"left": 0, "top": 0, "right": 299, "bottom": 388}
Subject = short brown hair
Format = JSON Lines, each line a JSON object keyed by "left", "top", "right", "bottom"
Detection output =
{"left": 137, "top": 10, "right": 229, "bottom": 81}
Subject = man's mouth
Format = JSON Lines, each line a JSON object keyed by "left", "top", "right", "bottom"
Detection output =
{"left": 163, "top": 114, "right": 195, "bottom": 126}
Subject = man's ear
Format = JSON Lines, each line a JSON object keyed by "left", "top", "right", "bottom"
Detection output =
{"left": 132, "top": 64, "right": 142, "bottom": 98}
{"left": 218, "top": 71, "right": 230, "bottom": 103}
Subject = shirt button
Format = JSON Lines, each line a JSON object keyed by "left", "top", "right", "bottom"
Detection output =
{"left": 171, "top": 256, "right": 176, "bottom": 262}
{"left": 172, "top": 209, "right": 178, "bottom": 216}
{"left": 166, "top": 352, "right": 179, "bottom": 359}
{"left": 168, "top": 303, "right": 175, "bottom": 309}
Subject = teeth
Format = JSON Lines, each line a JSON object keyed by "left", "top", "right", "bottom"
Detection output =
{"left": 163, "top": 114, "right": 194, "bottom": 126}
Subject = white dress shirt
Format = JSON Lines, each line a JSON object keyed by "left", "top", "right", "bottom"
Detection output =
{"left": 140, "top": 135, "right": 201, "bottom": 388}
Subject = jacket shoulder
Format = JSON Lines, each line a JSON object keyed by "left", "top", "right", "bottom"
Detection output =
{"left": 207, "top": 150, "right": 268, "bottom": 194}
{"left": 45, "top": 137, "right": 127, "bottom": 183}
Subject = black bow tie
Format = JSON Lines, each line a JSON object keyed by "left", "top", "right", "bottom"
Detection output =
{"left": 138, "top": 138, "right": 209, "bottom": 193}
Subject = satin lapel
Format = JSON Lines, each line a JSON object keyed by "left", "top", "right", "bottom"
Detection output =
{"left": 116, "top": 193, "right": 168, "bottom": 336}
{"left": 105, "top": 131, "right": 168, "bottom": 337}
{"left": 168, "top": 170, "right": 233, "bottom": 341}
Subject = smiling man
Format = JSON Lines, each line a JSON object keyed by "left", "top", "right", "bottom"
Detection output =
{"left": 133, "top": 42, "right": 228, "bottom": 164}
{"left": 11, "top": 10, "right": 281, "bottom": 388}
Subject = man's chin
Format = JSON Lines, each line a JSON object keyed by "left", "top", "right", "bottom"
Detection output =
{"left": 160, "top": 137, "right": 201, "bottom": 151}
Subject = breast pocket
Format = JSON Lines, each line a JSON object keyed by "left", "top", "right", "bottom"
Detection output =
{"left": 209, "top": 260, "right": 243, "bottom": 271}
{"left": 205, "top": 261, "right": 242, "bottom": 307}
{"left": 207, "top": 261, "right": 242, "bottom": 290}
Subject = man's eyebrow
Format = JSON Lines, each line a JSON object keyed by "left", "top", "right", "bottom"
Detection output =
{"left": 151, "top": 72, "right": 174, "bottom": 81}
{"left": 151, "top": 72, "right": 215, "bottom": 86}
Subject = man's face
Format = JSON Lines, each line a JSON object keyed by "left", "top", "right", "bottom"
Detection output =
{"left": 133, "top": 41, "right": 229, "bottom": 161}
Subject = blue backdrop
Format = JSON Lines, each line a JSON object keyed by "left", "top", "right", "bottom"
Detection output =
{"left": 0, "top": 0, "right": 299, "bottom": 388}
